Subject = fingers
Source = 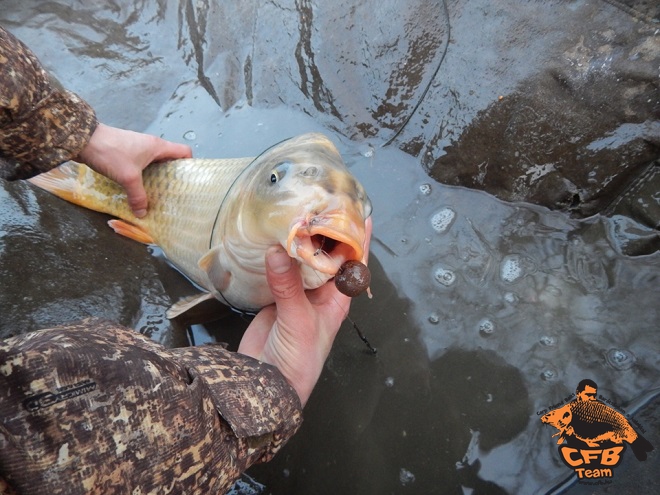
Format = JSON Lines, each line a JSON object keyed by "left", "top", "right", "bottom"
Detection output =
{"left": 151, "top": 139, "right": 193, "bottom": 161}
{"left": 236, "top": 304, "right": 276, "bottom": 358}
{"left": 123, "top": 174, "right": 149, "bottom": 218}
{"left": 125, "top": 137, "right": 191, "bottom": 217}
{"left": 78, "top": 125, "right": 191, "bottom": 218}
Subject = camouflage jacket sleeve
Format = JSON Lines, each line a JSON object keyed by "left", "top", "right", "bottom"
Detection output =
{"left": 0, "top": 26, "right": 98, "bottom": 181}
{"left": 0, "top": 319, "right": 303, "bottom": 495}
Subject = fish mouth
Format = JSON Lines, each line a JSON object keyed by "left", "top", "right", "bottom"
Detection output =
{"left": 287, "top": 211, "right": 366, "bottom": 275}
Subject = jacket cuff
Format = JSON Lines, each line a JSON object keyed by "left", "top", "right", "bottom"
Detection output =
{"left": 171, "top": 345, "right": 303, "bottom": 464}
{"left": 0, "top": 89, "right": 98, "bottom": 180}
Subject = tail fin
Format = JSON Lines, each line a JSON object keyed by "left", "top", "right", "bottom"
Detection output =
{"left": 28, "top": 161, "right": 87, "bottom": 206}
{"left": 28, "top": 161, "right": 131, "bottom": 220}
{"left": 630, "top": 434, "right": 654, "bottom": 461}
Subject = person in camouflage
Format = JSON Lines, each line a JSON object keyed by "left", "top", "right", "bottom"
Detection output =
{"left": 0, "top": 25, "right": 363, "bottom": 494}
{"left": 0, "top": 26, "right": 191, "bottom": 218}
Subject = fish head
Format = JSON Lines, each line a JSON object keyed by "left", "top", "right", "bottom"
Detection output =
{"left": 239, "top": 133, "right": 371, "bottom": 277}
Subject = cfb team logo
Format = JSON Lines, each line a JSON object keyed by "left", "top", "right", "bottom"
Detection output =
{"left": 539, "top": 379, "right": 654, "bottom": 484}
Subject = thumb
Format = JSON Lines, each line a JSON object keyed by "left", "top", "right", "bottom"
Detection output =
{"left": 265, "top": 246, "right": 307, "bottom": 311}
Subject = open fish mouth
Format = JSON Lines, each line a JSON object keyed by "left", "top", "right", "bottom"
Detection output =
{"left": 287, "top": 212, "right": 366, "bottom": 274}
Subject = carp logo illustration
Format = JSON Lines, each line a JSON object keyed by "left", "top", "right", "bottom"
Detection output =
{"left": 540, "top": 379, "right": 654, "bottom": 482}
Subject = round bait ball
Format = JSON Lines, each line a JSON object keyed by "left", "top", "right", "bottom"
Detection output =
{"left": 335, "top": 260, "right": 371, "bottom": 297}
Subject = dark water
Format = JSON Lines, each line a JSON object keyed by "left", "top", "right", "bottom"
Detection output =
{"left": 1, "top": 1, "right": 658, "bottom": 494}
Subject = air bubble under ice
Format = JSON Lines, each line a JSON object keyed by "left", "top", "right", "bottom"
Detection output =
{"left": 605, "top": 348, "right": 636, "bottom": 370}
{"left": 541, "top": 368, "right": 558, "bottom": 381}
{"left": 504, "top": 292, "right": 519, "bottom": 304}
{"left": 434, "top": 267, "right": 456, "bottom": 286}
{"left": 478, "top": 318, "right": 495, "bottom": 337}
{"left": 399, "top": 468, "right": 415, "bottom": 486}
{"left": 500, "top": 254, "right": 523, "bottom": 282}
{"left": 430, "top": 208, "right": 456, "bottom": 233}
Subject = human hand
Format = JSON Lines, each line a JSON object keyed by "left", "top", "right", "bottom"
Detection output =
{"left": 76, "top": 123, "right": 192, "bottom": 217}
{"left": 238, "top": 217, "right": 373, "bottom": 406}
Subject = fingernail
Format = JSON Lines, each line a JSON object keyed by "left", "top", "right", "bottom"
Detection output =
{"left": 267, "top": 246, "right": 292, "bottom": 274}
{"left": 134, "top": 209, "right": 147, "bottom": 218}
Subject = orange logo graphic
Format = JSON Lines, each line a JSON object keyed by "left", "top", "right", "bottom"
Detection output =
{"left": 540, "top": 379, "right": 654, "bottom": 484}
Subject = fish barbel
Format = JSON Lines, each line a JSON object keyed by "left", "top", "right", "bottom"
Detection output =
{"left": 29, "top": 133, "right": 372, "bottom": 317}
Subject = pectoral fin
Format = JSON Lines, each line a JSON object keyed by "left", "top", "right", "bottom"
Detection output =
{"left": 108, "top": 219, "right": 154, "bottom": 244}
{"left": 166, "top": 292, "right": 217, "bottom": 319}
{"left": 198, "top": 246, "right": 231, "bottom": 293}
{"left": 168, "top": 248, "right": 233, "bottom": 319}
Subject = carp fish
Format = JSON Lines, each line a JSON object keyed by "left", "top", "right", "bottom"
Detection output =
{"left": 541, "top": 399, "right": 654, "bottom": 461}
{"left": 29, "top": 133, "right": 372, "bottom": 317}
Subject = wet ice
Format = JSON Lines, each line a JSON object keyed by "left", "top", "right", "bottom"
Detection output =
{"left": 2, "top": 5, "right": 659, "bottom": 492}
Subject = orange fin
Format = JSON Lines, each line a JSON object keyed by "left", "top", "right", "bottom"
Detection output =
{"left": 198, "top": 247, "right": 231, "bottom": 292}
{"left": 28, "top": 162, "right": 85, "bottom": 206}
{"left": 107, "top": 219, "right": 154, "bottom": 245}
{"left": 29, "top": 161, "right": 128, "bottom": 218}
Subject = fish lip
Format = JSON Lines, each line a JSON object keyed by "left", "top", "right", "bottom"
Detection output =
{"left": 287, "top": 214, "right": 366, "bottom": 275}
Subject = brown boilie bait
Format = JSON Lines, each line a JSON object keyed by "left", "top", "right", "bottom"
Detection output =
{"left": 335, "top": 260, "right": 371, "bottom": 297}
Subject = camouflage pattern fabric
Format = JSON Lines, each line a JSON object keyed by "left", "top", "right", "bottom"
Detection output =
{"left": 0, "top": 319, "right": 302, "bottom": 494}
{"left": 0, "top": 26, "right": 97, "bottom": 180}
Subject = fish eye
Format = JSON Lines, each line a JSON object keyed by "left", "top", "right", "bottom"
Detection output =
{"left": 269, "top": 162, "right": 289, "bottom": 184}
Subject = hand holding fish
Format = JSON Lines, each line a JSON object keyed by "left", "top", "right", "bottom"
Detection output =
{"left": 239, "top": 217, "right": 372, "bottom": 406}
{"left": 76, "top": 123, "right": 192, "bottom": 218}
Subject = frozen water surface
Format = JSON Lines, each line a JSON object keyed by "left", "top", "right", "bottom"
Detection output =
{"left": 0, "top": 1, "right": 658, "bottom": 494}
